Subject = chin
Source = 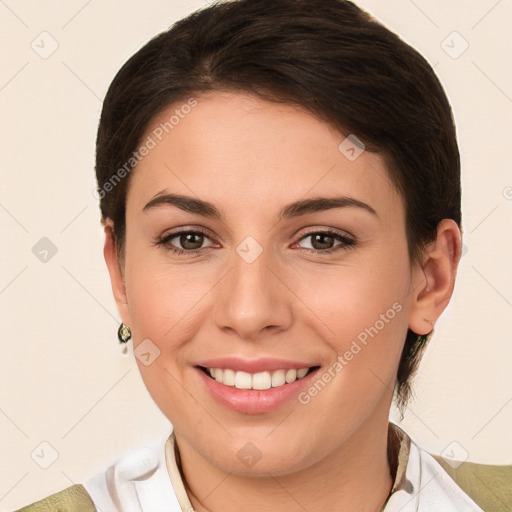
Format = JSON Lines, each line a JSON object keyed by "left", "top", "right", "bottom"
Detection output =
{"left": 201, "top": 431, "right": 315, "bottom": 477}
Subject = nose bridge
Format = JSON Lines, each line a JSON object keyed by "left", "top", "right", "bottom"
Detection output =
{"left": 214, "top": 237, "right": 292, "bottom": 339}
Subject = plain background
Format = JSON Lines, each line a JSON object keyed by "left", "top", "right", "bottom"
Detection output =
{"left": 1, "top": 0, "right": 511, "bottom": 509}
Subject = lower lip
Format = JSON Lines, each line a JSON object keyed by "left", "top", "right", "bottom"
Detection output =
{"left": 196, "top": 367, "right": 319, "bottom": 414}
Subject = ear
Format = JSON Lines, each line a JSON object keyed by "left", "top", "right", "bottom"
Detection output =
{"left": 408, "top": 219, "right": 462, "bottom": 335}
{"left": 103, "top": 219, "right": 131, "bottom": 325}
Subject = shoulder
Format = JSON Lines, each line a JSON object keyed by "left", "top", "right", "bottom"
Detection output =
{"left": 386, "top": 424, "right": 486, "bottom": 511}
{"left": 430, "top": 450, "right": 512, "bottom": 512}
{"left": 12, "top": 484, "right": 96, "bottom": 512}
{"left": 413, "top": 443, "right": 485, "bottom": 511}
{"left": 13, "top": 435, "right": 183, "bottom": 512}
{"left": 82, "top": 437, "right": 182, "bottom": 511}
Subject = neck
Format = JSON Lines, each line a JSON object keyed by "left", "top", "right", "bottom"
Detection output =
{"left": 175, "top": 414, "right": 395, "bottom": 512}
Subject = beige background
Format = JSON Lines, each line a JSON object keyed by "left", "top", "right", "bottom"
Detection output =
{"left": 1, "top": 0, "right": 511, "bottom": 509}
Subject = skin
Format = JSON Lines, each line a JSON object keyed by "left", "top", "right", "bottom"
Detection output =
{"left": 103, "top": 91, "right": 461, "bottom": 512}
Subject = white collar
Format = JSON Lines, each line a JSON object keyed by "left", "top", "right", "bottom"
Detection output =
{"left": 384, "top": 424, "right": 483, "bottom": 511}
{"left": 83, "top": 437, "right": 181, "bottom": 511}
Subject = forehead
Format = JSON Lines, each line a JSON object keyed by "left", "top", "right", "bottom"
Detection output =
{"left": 126, "top": 91, "right": 403, "bottom": 225}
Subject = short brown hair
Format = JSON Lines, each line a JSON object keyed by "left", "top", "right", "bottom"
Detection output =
{"left": 95, "top": 0, "right": 461, "bottom": 412}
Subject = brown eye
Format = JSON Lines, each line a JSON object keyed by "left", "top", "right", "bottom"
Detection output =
{"left": 178, "top": 232, "right": 205, "bottom": 250}
{"left": 310, "top": 233, "right": 336, "bottom": 250}
{"left": 157, "top": 229, "right": 215, "bottom": 254}
{"left": 296, "top": 229, "right": 355, "bottom": 254}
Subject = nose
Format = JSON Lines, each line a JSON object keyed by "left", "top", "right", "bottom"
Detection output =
{"left": 214, "top": 244, "right": 293, "bottom": 341}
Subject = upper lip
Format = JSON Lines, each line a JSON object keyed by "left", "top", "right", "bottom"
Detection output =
{"left": 196, "top": 357, "right": 318, "bottom": 374}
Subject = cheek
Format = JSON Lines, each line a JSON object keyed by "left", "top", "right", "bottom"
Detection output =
{"left": 293, "top": 248, "right": 410, "bottom": 337}
{"left": 126, "top": 260, "right": 216, "bottom": 348}
{"left": 291, "top": 248, "right": 411, "bottom": 386}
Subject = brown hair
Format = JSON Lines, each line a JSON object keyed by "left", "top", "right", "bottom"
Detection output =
{"left": 95, "top": 0, "right": 461, "bottom": 412}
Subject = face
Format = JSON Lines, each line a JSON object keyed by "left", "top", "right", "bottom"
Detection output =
{"left": 109, "top": 91, "right": 428, "bottom": 476}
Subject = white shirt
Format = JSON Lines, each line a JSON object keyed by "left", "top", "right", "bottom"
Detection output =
{"left": 82, "top": 424, "right": 483, "bottom": 512}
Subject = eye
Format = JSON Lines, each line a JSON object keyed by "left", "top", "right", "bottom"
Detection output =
{"left": 156, "top": 229, "right": 215, "bottom": 255}
{"left": 294, "top": 229, "right": 355, "bottom": 254}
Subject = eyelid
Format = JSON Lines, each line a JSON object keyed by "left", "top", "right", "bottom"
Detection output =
{"left": 294, "top": 225, "right": 355, "bottom": 241}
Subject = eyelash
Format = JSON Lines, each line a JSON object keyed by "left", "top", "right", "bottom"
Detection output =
{"left": 155, "top": 228, "right": 356, "bottom": 256}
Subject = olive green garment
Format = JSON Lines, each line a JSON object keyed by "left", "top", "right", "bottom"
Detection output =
{"left": 14, "top": 484, "right": 96, "bottom": 512}
{"left": 432, "top": 455, "right": 512, "bottom": 512}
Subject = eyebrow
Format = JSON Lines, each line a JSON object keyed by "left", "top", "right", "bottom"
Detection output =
{"left": 143, "top": 192, "right": 378, "bottom": 220}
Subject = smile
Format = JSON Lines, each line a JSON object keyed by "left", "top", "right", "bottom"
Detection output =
{"left": 202, "top": 367, "right": 313, "bottom": 390}
{"left": 196, "top": 361, "right": 321, "bottom": 414}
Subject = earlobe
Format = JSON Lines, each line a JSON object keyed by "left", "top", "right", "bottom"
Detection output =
{"left": 408, "top": 219, "right": 462, "bottom": 336}
{"left": 103, "top": 220, "right": 130, "bottom": 324}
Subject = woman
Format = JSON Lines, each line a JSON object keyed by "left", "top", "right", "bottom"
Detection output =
{"left": 15, "top": 0, "right": 484, "bottom": 510}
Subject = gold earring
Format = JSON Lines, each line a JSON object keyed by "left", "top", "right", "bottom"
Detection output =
{"left": 117, "top": 323, "right": 131, "bottom": 355}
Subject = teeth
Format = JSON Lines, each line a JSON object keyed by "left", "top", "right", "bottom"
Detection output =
{"left": 223, "top": 368, "right": 235, "bottom": 386}
{"left": 234, "top": 371, "right": 252, "bottom": 389}
{"left": 205, "top": 367, "right": 311, "bottom": 389}
{"left": 297, "top": 368, "right": 308, "bottom": 379}
{"left": 271, "top": 369, "right": 286, "bottom": 387}
{"left": 285, "top": 369, "right": 297, "bottom": 383}
{"left": 252, "top": 371, "right": 271, "bottom": 390}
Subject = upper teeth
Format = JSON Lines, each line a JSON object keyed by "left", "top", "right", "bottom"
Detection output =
{"left": 207, "top": 367, "right": 310, "bottom": 390}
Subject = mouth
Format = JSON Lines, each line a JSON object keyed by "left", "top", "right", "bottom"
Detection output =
{"left": 198, "top": 365, "right": 319, "bottom": 390}
{"left": 194, "top": 357, "right": 322, "bottom": 414}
